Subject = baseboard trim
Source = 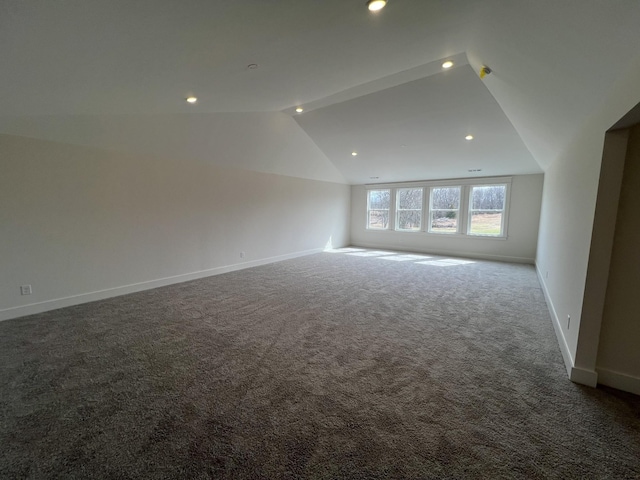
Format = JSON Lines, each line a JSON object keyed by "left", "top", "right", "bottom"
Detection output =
{"left": 0, "top": 248, "right": 324, "bottom": 322}
{"left": 570, "top": 366, "right": 598, "bottom": 387}
{"left": 535, "top": 265, "right": 576, "bottom": 375}
{"left": 536, "top": 264, "right": 599, "bottom": 387}
{"left": 597, "top": 368, "right": 640, "bottom": 395}
{"left": 350, "top": 241, "right": 534, "bottom": 264}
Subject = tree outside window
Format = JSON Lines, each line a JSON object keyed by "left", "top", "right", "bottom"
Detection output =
{"left": 367, "top": 189, "right": 390, "bottom": 229}
{"left": 468, "top": 185, "right": 506, "bottom": 236}
{"left": 396, "top": 188, "right": 422, "bottom": 231}
{"left": 429, "top": 187, "right": 460, "bottom": 233}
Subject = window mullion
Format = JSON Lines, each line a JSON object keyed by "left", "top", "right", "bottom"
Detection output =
{"left": 422, "top": 187, "right": 427, "bottom": 232}
{"left": 389, "top": 188, "right": 396, "bottom": 230}
{"left": 460, "top": 185, "right": 470, "bottom": 235}
{"left": 427, "top": 187, "right": 433, "bottom": 232}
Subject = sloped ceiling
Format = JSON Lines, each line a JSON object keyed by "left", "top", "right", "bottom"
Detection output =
{"left": 1, "top": 0, "right": 640, "bottom": 184}
{"left": 294, "top": 63, "right": 539, "bottom": 183}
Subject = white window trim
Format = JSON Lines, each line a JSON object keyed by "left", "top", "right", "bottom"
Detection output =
{"left": 428, "top": 185, "right": 462, "bottom": 235}
{"left": 395, "top": 188, "right": 423, "bottom": 232}
{"left": 366, "top": 188, "right": 391, "bottom": 230}
{"left": 467, "top": 183, "right": 510, "bottom": 238}
{"left": 364, "top": 176, "right": 512, "bottom": 238}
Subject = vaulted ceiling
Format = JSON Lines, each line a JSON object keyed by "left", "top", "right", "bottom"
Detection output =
{"left": 2, "top": 0, "right": 640, "bottom": 184}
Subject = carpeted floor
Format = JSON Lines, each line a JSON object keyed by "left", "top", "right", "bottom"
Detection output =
{"left": 1, "top": 248, "right": 639, "bottom": 479}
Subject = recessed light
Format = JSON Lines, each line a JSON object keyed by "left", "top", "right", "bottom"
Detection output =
{"left": 295, "top": 107, "right": 304, "bottom": 113}
{"left": 186, "top": 96, "right": 197, "bottom": 104}
{"left": 367, "top": 0, "right": 387, "bottom": 12}
{"left": 351, "top": 152, "right": 358, "bottom": 156}
{"left": 468, "top": 169, "right": 482, "bottom": 172}
{"left": 442, "top": 61, "right": 454, "bottom": 69}
{"left": 465, "top": 135, "right": 474, "bottom": 141}
{"left": 247, "top": 63, "right": 258, "bottom": 69}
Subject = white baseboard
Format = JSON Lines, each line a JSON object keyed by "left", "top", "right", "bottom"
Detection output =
{"left": 536, "top": 264, "right": 574, "bottom": 378}
{"left": 597, "top": 368, "right": 640, "bottom": 395}
{"left": 570, "top": 366, "right": 598, "bottom": 387}
{"left": 0, "top": 248, "right": 323, "bottom": 322}
{"left": 536, "top": 264, "right": 598, "bottom": 387}
{"left": 350, "top": 241, "right": 535, "bottom": 264}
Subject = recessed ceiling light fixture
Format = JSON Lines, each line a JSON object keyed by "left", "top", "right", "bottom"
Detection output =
{"left": 367, "top": 0, "right": 387, "bottom": 12}
{"left": 468, "top": 169, "right": 482, "bottom": 173}
{"left": 295, "top": 107, "right": 304, "bottom": 113}
{"left": 186, "top": 96, "right": 198, "bottom": 104}
{"left": 351, "top": 152, "right": 358, "bottom": 156}
{"left": 442, "top": 61, "right": 454, "bottom": 69}
{"left": 247, "top": 63, "right": 259, "bottom": 70}
{"left": 465, "top": 135, "right": 474, "bottom": 141}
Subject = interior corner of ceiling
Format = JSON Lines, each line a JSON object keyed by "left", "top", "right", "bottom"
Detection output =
{"left": 533, "top": 155, "right": 552, "bottom": 173}
{"left": 463, "top": 51, "right": 479, "bottom": 71}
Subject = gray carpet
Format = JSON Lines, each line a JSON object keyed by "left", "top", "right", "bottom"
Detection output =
{"left": 1, "top": 248, "right": 639, "bottom": 479}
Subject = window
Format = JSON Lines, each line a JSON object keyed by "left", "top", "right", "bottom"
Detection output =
{"left": 396, "top": 188, "right": 423, "bottom": 231}
{"left": 367, "top": 189, "right": 390, "bottom": 229}
{"left": 429, "top": 186, "right": 460, "bottom": 234}
{"left": 468, "top": 185, "right": 507, "bottom": 236}
{"left": 365, "top": 177, "right": 510, "bottom": 238}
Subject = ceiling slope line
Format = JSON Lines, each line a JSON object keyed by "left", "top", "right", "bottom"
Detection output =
{"left": 282, "top": 52, "right": 468, "bottom": 116}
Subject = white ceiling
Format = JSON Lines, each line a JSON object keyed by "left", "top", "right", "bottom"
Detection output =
{"left": 2, "top": 0, "right": 640, "bottom": 184}
{"left": 294, "top": 63, "right": 539, "bottom": 183}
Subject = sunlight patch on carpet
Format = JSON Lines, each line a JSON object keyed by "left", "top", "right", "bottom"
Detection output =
{"left": 416, "top": 259, "right": 475, "bottom": 267}
{"left": 377, "top": 254, "right": 431, "bottom": 262}
{"left": 346, "top": 250, "right": 396, "bottom": 257}
{"left": 324, "top": 247, "right": 366, "bottom": 253}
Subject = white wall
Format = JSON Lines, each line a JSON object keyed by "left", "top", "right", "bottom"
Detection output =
{"left": 350, "top": 174, "right": 543, "bottom": 263}
{"left": 0, "top": 134, "right": 351, "bottom": 321}
{"left": 535, "top": 53, "right": 640, "bottom": 388}
{"left": 596, "top": 125, "right": 640, "bottom": 395}
{"left": 535, "top": 129, "right": 607, "bottom": 385}
{"left": 0, "top": 112, "right": 346, "bottom": 184}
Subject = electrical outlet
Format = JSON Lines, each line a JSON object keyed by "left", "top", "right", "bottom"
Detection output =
{"left": 567, "top": 315, "right": 571, "bottom": 329}
{"left": 240, "top": 252, "right": 245, "bottom": 259}
{"left": 20, "top": 285, "right": 32, "bottom": 295}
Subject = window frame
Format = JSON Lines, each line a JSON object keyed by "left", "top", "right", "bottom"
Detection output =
{"left": 467, "top": 183, "right": 509, "bottom": 237}
{"left": 364, "top": 177, "right": 511, "bottom": 238}
{"left": 366, "top": 188, "right": 392, "bottom": 230}
{"left": 428, "top": 185, "right": 462, "bottom": 235}
{"left": 395, "top": 187, "right": 423, "bottom": 232}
